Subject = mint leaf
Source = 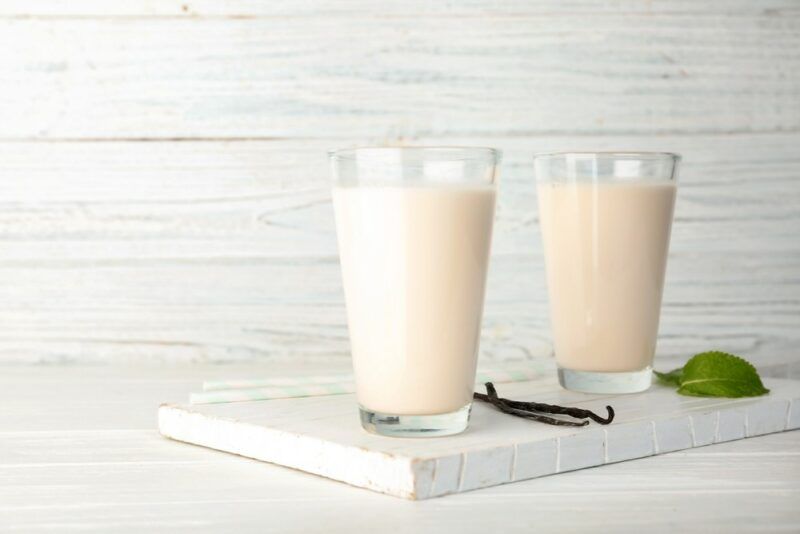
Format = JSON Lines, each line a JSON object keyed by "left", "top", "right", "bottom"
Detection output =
{"left": 676, "top": 351, "right": 769, "bottom": 398}
{"left": 654, "top": 368, "right": 683, "bottom": 387}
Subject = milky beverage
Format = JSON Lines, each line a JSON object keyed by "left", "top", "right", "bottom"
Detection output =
{"left": 333, "top": 185, "right": 495, "bottom": 415}
{"left": 537, "top": 181, "right": 676, "bottom": 373}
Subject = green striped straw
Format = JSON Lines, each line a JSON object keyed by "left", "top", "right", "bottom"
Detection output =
{"left": 203, "top": 373, "right": 354, "bottom": 391}
{"left": 191, "top": 382, "right": 357, "bottom": 404}
{"left": 191, "top": 364, "right": 549, "bottom": 405}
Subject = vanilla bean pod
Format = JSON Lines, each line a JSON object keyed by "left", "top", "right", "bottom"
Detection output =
{"left": 491, "top": 396, "right": 615, "bottom": 424}
{"left": 473, "top": 382, "right": 615, "bottom": 426}
{"left": 475, "top": 390, "right": 588, "bottom": 427}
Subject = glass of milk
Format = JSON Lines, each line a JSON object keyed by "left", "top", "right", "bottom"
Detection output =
{"left": 330, "top": 147, "right": 500, "bottom": 437}
{"left": 534, "top": 152, "right": 680, "bottom": 394}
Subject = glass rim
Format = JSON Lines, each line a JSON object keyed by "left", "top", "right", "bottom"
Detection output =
{"left": 533, "top": 151, "right": 681, "bottom": 162}
{"left": 329, "top": 146, "right": 502, "bottom": 162}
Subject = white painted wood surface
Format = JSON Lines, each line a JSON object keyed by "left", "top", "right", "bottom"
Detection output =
{"left": 2, "top": 1, "right": 799, "bottom": 17}
{"left": 2, "top": 364, "right": 799, "bottom": 531}
{"left": 159, "top": 376, "right": 800, "bottom": 499}
{"left": 1, "top": 134, "right": 798, "bottom": 365}
{"left": 2, "top": 12, "right": 799, "bottom": 139}
{"left": 0, "top": 1, "right": 798, "bottom": 369}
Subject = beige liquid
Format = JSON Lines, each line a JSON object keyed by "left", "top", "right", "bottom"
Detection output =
{"left": 537, "top": 181, "right": 676, "bottom": 372}
{"left": 333, "top": 185, "right": 496, "bottom": 415}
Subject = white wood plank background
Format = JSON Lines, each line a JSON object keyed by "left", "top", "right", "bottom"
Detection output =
{"left": 0, "top": 1, "right": 798, "bottom": 366}
{"left": 1, "top": 1, "right": 798, "bottom": 17}
{"left": 3, "top": 12, "right": 799, "bottom": 139}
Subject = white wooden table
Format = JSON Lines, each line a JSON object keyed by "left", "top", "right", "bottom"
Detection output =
{"left": 3, "top": 363, "right": 799, "bottom": 532}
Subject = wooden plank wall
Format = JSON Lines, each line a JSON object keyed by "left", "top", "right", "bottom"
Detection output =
{"left": 0, "top": 1, "right": 798, "bottom": 365}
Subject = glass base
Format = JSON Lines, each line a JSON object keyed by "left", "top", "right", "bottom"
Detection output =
{"left": 359, "top": 404, "right": 472, "bottom": 438}
{"left": 558, "top": 366, "right": 652, "bottom": 394}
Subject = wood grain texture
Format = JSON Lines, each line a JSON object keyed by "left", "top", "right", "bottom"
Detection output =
{"left": 1, "top": 365, "right": 799, "bottom": 531}
{"left": 1, "top": 11, "right": 798, "bottom": 139}
{"left": 157, "top": 377, "right": 800, "bottom": 499}
{"left": 0, "top": 1, "right": 798, "bottom": 367}
{"left": 1, "top": 134, "right": 798, "bottom": 364}
{"left": 0, "top": 0, "right": 798, "bottom": 16}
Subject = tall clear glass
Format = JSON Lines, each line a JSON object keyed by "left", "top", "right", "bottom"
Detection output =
{"left": 330, "top": 147, "right": 500, "bottom": 437}
{"left": 534, "top": 152, "right": 680, "bottom": 394}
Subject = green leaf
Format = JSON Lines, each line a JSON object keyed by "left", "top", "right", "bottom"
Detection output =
{"left": 676, "top": 351, "right": 770, "bottom": 398}
{"left": 654, "top": 368, "right": 683, "bottom": 387}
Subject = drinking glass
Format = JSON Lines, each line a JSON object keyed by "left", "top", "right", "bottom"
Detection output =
{"left": 534, "top": 152, "right": 680, "bottom": 393}
{"left": 330, "top": 147, "right": 500, "bottom": 436}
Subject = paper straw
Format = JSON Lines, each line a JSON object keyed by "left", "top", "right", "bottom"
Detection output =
{"left": 203, "top": 373, "right": 354, "bottom": 391}
{"left": 191, "top": 365, "right": 548, "bottom": 405}
{"left": 191, "top": 382, "right": 356, "bottom": 405}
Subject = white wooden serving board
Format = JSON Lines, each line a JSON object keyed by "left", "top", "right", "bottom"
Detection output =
{"left": 159, "top": 377, "right": 800, "bottom": 500}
